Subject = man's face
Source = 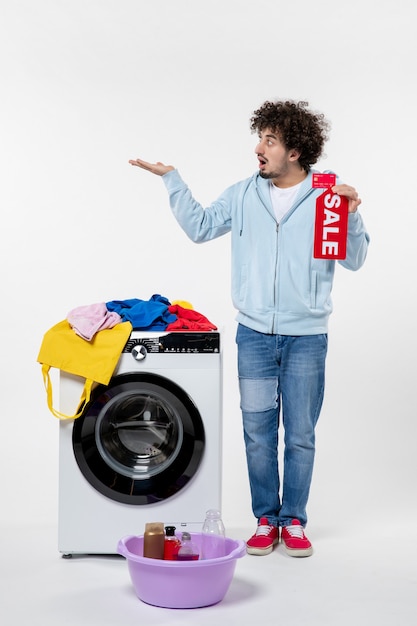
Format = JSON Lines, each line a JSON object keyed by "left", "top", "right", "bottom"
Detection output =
{"left": 255, "top": 128, "right": 296, "bottom": 181}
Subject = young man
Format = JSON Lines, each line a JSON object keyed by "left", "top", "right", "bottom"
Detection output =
{"left": 129, "top": 100, "right": 369, "bottom": 557}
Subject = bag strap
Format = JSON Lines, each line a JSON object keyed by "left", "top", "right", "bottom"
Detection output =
{"left": 41, "top": 364, "right": 93, "bottom": 420}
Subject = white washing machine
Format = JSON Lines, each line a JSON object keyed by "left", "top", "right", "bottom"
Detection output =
{"left": 58, "top": 330, "right": 222, "bottom": 556}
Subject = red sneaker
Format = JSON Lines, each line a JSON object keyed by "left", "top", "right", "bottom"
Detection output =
{"left": 281, "top": 519, "right": 313, "bottom": 557}
{"left": 246, "top": 517, "right": 279, "bottom": 555}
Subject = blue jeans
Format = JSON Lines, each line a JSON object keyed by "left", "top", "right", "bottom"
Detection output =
{"left": 236, "top": 324, "right": 327, "bottom": 528}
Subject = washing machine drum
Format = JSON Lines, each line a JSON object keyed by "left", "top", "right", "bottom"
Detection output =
{"left": 72, "top": 373, "right": 205, "bottom": 505}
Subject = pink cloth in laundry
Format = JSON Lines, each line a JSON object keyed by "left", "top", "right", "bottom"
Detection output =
{"left": 67, "top": 302, "right": 123, "bottom": 341}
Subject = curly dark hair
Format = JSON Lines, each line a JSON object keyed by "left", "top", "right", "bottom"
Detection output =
{"left": 250, "top": 100, "right": 330, "bottom": 172}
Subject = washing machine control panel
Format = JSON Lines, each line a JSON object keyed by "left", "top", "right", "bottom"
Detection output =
{"left": 124, "top": 332, "right": 220, "bottom": 354}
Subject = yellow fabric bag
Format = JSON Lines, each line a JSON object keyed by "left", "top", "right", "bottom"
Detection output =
{"left": 37, "top": 319, "right": 132, "bottom": 420}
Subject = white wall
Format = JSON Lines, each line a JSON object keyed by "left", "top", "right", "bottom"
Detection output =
{"left": 1, "top": 0, "right": 415, "bottom": 530}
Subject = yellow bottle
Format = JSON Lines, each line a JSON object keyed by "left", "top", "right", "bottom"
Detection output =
{"left": 143, "top": 522, "right": 165, "bottom": 559}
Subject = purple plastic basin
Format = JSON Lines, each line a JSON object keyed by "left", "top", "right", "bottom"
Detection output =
{"left": 117, "top": 533, "right": 246, "bottom": 609}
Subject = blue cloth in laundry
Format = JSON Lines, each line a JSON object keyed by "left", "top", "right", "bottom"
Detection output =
{"left": 106, "top": 294, "right": 177, "bottom": 330}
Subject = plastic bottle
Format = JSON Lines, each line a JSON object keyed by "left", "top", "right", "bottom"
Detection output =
{"left": 176, "top": 531, "right": 199, "bottom": 561}
{"left": 201, "top": 509, "right": 226, "bottom": 559}
{"left": 143, "top": 522, "right": 165, "bottom": 559}
{"left": 163, "top": 526, "right": 181, "bottom": 560}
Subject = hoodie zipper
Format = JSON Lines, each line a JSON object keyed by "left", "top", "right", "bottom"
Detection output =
{"left": 272, "top": 222, "right": 280, "bottom": 333}
{"left": 274, "top": 186, "right": 317, "bottom": 332}
{"left": 253, "top": 176, "right": 318, "bottom": 334}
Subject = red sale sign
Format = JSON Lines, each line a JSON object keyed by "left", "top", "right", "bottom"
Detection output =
{"left": 313, "top": 189, "right": 348, "bottom": 260}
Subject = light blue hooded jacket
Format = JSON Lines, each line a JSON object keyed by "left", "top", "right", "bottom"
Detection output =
{"left": 162, "top": 168, "right": 369, "bottom": 335}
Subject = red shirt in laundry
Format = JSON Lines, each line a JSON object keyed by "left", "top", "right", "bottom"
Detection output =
{"left": 166, "top": 305, "right": 217, "bottom": 331}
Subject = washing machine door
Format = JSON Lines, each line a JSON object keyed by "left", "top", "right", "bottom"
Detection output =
{"left": 72, "top": 373, "right": 205, "bottom": 505}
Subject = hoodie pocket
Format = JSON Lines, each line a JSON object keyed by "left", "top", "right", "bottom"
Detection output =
{"left": 310, "top": 270, "right": 318, "bottom": 309}
{"left": 238, "top": 264, "right": 248, "bottom": 303}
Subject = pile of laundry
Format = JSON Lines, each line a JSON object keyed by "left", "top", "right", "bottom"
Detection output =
{"left": 67, "top": 294, "right": 217, "bottom": 341}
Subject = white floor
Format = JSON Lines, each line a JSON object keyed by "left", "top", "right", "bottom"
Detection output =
{"left": 1, "top": 521, "right": 416, "bottom": 626}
